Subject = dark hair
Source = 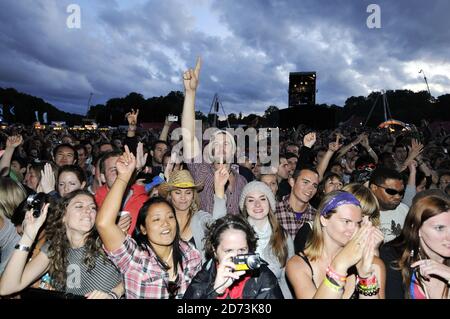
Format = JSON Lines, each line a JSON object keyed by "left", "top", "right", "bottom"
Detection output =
{"left": 57, "top": 165, "right": 87, "bottom": 186}
{"left": 45, "top": 190, "right": 102, "bottom": 290}
{"left": 52, "top": 143, "right": 78, "bottom": 162}
{"left": 204, "top": 215, "right": 258, "bottom": 261}
{"left": 152, "top": 140, "right": 169, "bottom": 151}
{"left": 292, "top": 166, "right": 319, "bottom": 180}
{"left": 99, "top": 150, "right": 122, "bottom": 174}
{"left": 369, "top": 167, "right": 404, "bottom": 186}
{"left": 132, "top": 197, "right": 184, "bottom": 274}
{"left": 11, "top": 156, "right": 28, "bottom": 169}
{"left": 318, "top": 172, "right": 343, "bottom": 195}
{"left": 285, "top": 152, "right": 298, "bottom": 160}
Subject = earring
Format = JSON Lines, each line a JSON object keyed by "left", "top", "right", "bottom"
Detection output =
{"left": 410, "top": 249, "right": 414, "bottom": 258}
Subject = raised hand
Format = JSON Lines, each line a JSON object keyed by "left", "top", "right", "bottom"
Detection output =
{"left": 332, "top": 223, "right": 371, "bottom": 274}
{"left": 303, "top": 132, "right": 317, "bottom": 148}
{"left": 39, "top": 163, "right": 55, "bottom": 194}
{"left": 410, "top": 259, "right": 450, "bottom": 282}
{"left": 359, "top": 133, "right": 370, "bottom": 149}
{"left": 213, "top": 252, "right": 246, "bottom": 294}
{"left": 135, "top": 142, "right": 148, "bottom": 172}
{"left": 6, "top": 135, "right": 23, "bottom": 149}
{"left": 214, "top": 163, "right": 230, "bottom": 189}
{"left": 22, "top": 203, "right": 50, "bottom": 241}
{"left": 408, "top": 139, "right": 424, "bottom": 159}
{"left": 116, "top": 145, "right": 137, "bottom": 180}
{"left": 328, "top": 135, "right": 343, "bottom": 152}
{"left": 183, "top": 57, "right": 201, "bottom": 93}
{"left": 126, "top": 109, "right": 139, "bottom": 126}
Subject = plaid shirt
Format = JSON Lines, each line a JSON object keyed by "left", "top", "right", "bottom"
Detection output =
{"left": 275, "top": 195, "right": 317, "bottom": 237}
{"left": 187, "top": 163, "right": 247, "bottom": 215}
{"left": 105, "top": 236, "right": 201, "bottom": 299}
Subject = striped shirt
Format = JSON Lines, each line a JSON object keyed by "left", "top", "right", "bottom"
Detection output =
{"left": 41, "top": 242, "right": 122, "bottom": 296}
{"left": 105, "top": 236, "right": 201, "bottom": 299}
{"left": 275, "top": 195, "right": 317, "bottom": 237}
{"left": 187, "top": 163, "right": 247, "bottom": 215}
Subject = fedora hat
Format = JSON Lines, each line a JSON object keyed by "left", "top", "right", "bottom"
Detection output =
{"left": 159, "top": 170, "right": 203, "bottom": 198}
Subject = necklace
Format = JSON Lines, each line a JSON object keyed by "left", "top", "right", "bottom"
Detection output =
{"left": 165, "top": 248, "right": 173, "bottom": 264}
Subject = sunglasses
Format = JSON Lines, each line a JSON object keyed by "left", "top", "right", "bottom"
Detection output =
{"left": 375, "top": 184, "right": 405, "bottom": 196}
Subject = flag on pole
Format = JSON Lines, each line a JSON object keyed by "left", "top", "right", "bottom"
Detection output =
{"left": 35, "top": 111, "right": 39, "bottom": 122}
{"left": 43, "top": 112, "right": 48, "bottom": 124}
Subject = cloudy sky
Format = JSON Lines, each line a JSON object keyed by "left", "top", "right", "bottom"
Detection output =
{"left": 0, "top": 0, "right": 449, "bottom": 116}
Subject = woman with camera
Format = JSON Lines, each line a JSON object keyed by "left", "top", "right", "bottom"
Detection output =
{"left": 183, "top": 214, "right": 283, "bottom": 299}
{"left": 0, "top": 190, "right": 124, "bottom": 298}
{"left": 95, "top": 146, "right": 202, "bottom": 299}
{"left": 213, "top": 176, "right": 294, "bottom": 298}
{"left": 286, "top": 190, "right": 385, "bottom": 299}
{"left": 380, "top": 193, "right": 450, "bottom": 299}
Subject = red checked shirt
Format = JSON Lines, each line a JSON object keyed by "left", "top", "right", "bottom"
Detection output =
{"left": 105, "top": 236, "right": 201, "bottom": 299}
{"left": 275, "top": 195, "right": 317, "bottom": 237}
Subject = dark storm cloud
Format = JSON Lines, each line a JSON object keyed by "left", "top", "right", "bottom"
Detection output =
{"left": 0, "top": 0, "right": 448, "bottom": 116}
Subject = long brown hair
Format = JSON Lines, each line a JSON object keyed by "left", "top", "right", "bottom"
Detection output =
{"left": 45, "top": 190, "right": 104, "bottom": 290}
{"left": 391, "top": 195, "right": 450, "bottom": 299}
{"left": 241, "top": 204, "right": 289, "bottom": 267}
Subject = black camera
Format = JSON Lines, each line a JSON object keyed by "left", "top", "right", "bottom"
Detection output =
{"left": 232, "top": 253, "right": 262, "bottom": 271}
{"left": 26, "top": 192, "right": 49, "bottom": 218}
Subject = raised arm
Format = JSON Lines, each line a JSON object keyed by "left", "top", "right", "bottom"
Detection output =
{"left": 126, "top": 109, "right": 139, "bottom": 138}
{"left": 96, "top": 145, "right": 136, "bottom": 252}
{"left": 159, "top": 116, "right": 172, "bottom": 142}
{"left": 0, "top": 205, "right": 50, "bottom": 296}
{"left": 0, "top": 135, "right": 22, "bottom": 176}
{"left": 316, "top": 135, "right": 342, "bottom": 181}
{"left": 181, "top": 57, "right": 202, "bottom": 160}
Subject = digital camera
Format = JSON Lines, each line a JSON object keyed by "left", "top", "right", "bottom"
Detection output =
{"left": 26, "top": 192, "right": 49, "bottom": 218}
{"left": 232, "top": 253, "right": 262, "bottom": 271}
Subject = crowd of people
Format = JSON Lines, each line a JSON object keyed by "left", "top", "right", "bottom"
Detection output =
{"left": 0, "top": 58, "right": 449, "bottom": 299}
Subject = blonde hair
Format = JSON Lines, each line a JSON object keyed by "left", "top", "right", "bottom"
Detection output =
{"left": 168, "top": 188, "right": 200, "bottom": 234}
{"left": 304, "top": 190, "right": 362, "bottom": 261}
{"left": 342, "top": 183, "right": 380, "bottom": 227}
{"left": 0, "top": 177, "right": 27, "bottom": 219}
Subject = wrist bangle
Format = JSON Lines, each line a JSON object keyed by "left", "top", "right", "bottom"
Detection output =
{"left": 108, "top": 291, "right": 119, "bottom": 299}
{"left": 15, "top": 244, "right": 31, "bottom": 252}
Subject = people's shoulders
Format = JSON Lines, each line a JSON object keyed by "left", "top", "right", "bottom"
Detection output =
{"left": 397, "top": 203, "right": 409, "bottom": 214}
{"left": 286, "top": 252, "right": 310, "bottom": 276}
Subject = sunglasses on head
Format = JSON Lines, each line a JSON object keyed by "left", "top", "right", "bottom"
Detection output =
{"left": 375, "top": 184, "right": 405, "bottom": 196}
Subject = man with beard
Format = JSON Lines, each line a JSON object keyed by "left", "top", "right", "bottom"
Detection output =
{"left": 275, "top": 167, "right": 319, "bottom": 237}
{"left": 369, "top": 167, "right": 409, "bottom": 242}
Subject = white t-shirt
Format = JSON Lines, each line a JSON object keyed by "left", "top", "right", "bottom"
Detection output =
{"left": 379, "top": 202, "right": 409, "bottom": 243}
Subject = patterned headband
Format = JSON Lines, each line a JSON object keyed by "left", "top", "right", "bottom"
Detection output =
{"left": 321, "top": 192, "right": 361, "bottom": 216}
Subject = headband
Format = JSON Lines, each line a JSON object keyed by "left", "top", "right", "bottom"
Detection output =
{"left": 321, "top": 192, "right": 361, "bottom": 216}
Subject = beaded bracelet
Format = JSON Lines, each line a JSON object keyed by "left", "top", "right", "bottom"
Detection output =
{"left": 326, "top": 266, "right": 347, "bottom": 283}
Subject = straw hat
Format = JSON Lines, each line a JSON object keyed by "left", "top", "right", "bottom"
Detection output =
{"left": 158, "top": 170, "right": 204, "bottom": 198}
